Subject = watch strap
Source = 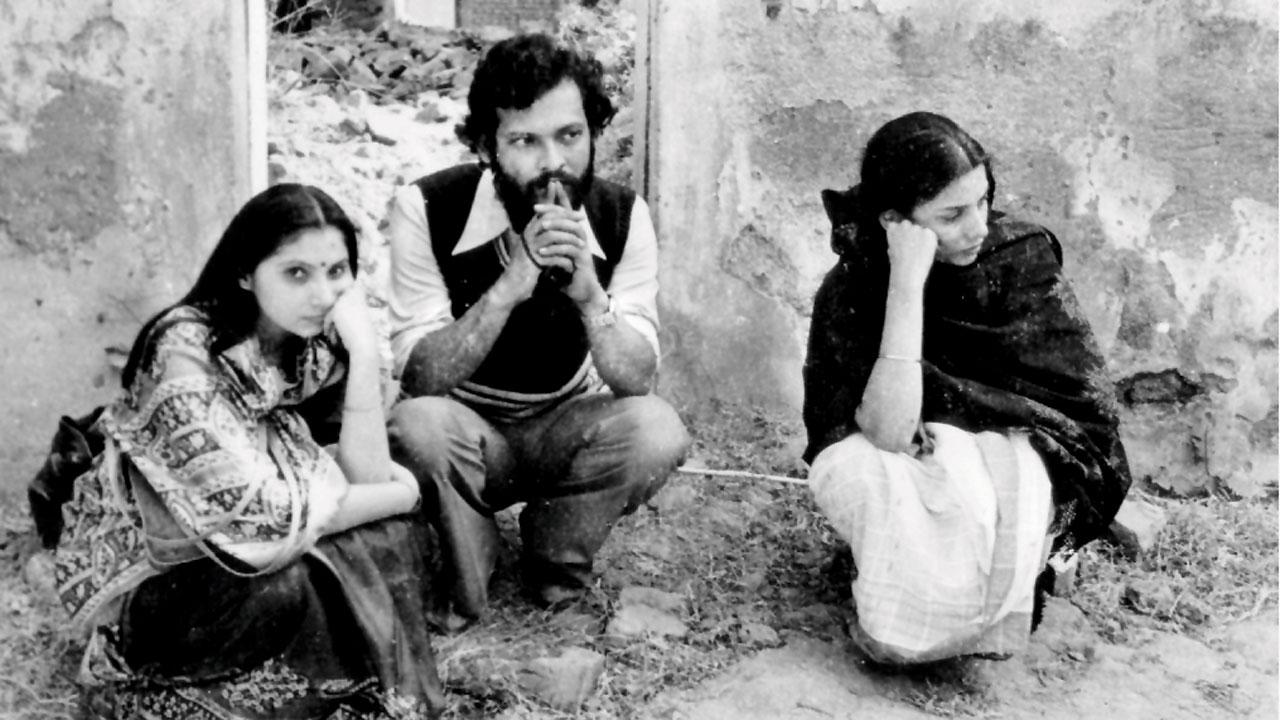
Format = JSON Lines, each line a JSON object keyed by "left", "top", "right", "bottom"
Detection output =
{"left": 586, "top": 295, "right": 619, "bottom": 329}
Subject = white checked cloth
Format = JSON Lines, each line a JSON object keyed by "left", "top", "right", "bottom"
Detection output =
{"left": 809, "top": 423, "right": 1054, "bottom": 664}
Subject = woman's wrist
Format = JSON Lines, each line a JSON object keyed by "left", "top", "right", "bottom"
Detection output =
{"left": 389, "top": 464, "right": 421, "bottom": 512}
{"left": 402, "top": 481, "right": 422, "bottom": 513}
{"left": 344, "top": 345, "right": 380, "bottom": 370}
{"left": 342, "top": 402, "right": 383, "bottom": 413}
{"left": 341, "top": 350, "right": 385, "bottom": 413}
{"left": 887, "top": 270, "right": 927, "bottom": 295}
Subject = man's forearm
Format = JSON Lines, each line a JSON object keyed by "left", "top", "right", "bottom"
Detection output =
{"left": 586, "top": 319, "right": 657, "bottom": 397}
{"left": 400, "top": 289, "right": 516, "bottom": 397}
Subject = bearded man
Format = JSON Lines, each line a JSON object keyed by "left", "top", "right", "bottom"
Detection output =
{"left": 384, "top": 34, "right": 689, "bottom": 621}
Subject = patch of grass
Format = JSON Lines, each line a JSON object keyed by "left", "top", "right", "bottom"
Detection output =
{"left": 861, "top": 657, "right": 1002, "bottom": 719}
{"left": 0, "top": 499, "right": 78, "bottom": 720}
{"left": 1073, "top": 495, "right": 1278, "bottom": 644}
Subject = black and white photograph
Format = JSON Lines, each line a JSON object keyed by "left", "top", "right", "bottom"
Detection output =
{"left": 1, "top": 0, "right": 1276, "bottom": 717}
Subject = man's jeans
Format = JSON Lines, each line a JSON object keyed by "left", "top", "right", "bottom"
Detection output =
{"left": 388, "top": 392, "right": 690, "bottom": 617}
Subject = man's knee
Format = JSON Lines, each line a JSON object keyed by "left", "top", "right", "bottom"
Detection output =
{"left": 601, "top": 396, "right": 690, "bottom": 495}
{"left": 611, "top": 396, "right": 690, "bottom": 468}
{"left": 387, "top": 396, "right": 471, "bottom": 475}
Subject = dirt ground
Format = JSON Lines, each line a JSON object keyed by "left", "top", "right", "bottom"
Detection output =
{"left": 4, "top": 410, "right": 1276, "bottom": 719}
{"left": 1, "top": 19, "right": 1276, "bottom": 720}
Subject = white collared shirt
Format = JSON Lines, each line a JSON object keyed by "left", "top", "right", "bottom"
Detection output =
{"left": 384, "top": 169, "right": 662, "bottom": 378}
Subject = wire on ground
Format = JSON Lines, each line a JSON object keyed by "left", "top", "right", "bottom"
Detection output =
{"left": 675, "top": 465, "right": 807, "bottom": 486}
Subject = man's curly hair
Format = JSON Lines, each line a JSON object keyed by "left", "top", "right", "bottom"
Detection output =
{"left": 457, "top": 34, "right": 616, "bottom": 162}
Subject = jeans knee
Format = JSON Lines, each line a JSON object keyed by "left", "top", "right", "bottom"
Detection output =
{"left": 613, "top": 396, "right": 690, "bottom": 472}
{"left": 388, "top": 396, "right": 468, "bottom": 476}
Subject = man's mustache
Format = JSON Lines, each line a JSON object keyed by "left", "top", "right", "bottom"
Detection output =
{"left": 529, "top": 172, "right": 582, "bottom": 206}
{"left": 530, "top": 171, "right": 577, "bottom": 192}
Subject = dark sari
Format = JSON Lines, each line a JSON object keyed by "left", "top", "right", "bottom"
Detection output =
{"left": 82, "top": 518, "right": 444, "bottom": 720}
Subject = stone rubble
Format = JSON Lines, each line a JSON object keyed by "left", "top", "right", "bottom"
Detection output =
{"left": 272, "top": 24, "right": 485, "bottom": 104}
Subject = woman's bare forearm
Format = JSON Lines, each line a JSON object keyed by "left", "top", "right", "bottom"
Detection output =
{"left": 855, "top": 278, "right": 925, "bottom": 451}
{"left": 321, "top": 464, "right": 419, "bottom": 535}
{"left": 337, "top": 350, "right": 391, "bottom": 484}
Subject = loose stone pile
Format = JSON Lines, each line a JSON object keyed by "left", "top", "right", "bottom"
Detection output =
{"left": 269, "top": 23, "right": 503, "bottom": 104}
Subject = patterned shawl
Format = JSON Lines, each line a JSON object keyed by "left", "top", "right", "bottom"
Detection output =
{"left": 55, "top": 306, "right": 347, "bottom": 630}
{"left": 803, "top": 195, "right": 1132, "bottom": 549}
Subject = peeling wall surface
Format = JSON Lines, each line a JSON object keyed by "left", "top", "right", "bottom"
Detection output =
{"left": 644, "top": 0, "right": 1278, "bottom": 495}
{"left": 0, "top": 0, "right": 257, "bottom": 491}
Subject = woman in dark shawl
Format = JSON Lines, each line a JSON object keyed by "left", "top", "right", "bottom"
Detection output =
{"left": 52, "top": 184, "right": 446, "bottom": 718}
{"left": 803, "top": 112, "right": 1131, "bottom": 665}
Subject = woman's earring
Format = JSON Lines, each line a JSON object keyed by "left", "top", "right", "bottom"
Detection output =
{"left": 239, "top": 277, "right": 251, "bottom": 291}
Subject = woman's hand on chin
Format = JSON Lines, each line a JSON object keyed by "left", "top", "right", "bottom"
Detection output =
{"left": 881, "top": 215, "right": 938, "bottom": 291}
{"left": 328, "top": 283, "right": 378, "bottom": 359}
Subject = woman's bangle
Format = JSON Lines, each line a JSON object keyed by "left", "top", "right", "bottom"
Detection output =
{"left": 878, "top": 354, "right": 921, "bottom": 363}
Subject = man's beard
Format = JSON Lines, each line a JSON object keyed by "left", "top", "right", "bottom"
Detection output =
{"left": 493, "top": 144, "right": 596, "bottom": 233}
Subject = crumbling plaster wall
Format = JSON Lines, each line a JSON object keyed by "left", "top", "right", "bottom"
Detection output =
{"left": 0, "top": 0, "right": 262, "bottom": 491}
{"left": 643, "top": 0, "right": 1278, "bottom": 495}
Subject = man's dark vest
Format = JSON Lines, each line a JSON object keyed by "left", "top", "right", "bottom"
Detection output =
{"left": 414, "top": 164, "right": 635, "bottom": 396}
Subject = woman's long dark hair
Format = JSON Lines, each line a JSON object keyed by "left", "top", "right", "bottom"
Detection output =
{"left": 121, "top": 184, "right": 359, "bottom": 387}
{"left": 823, "top": 112, "right": 995, "bottom": 255}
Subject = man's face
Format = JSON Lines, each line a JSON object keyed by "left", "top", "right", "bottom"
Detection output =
{"left": 486, "top": 79, "right": 594, "bottom": 230}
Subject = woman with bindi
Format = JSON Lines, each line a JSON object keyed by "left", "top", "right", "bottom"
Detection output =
{"left": 52, "top": 184, "right": 445, "bottom": 718}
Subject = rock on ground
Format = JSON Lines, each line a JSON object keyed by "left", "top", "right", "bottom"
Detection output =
{"left": 1108, "top": 494, "right": 1169, "bottom": 558}
{"left": 738, "top": 621, "right": 781, "bottom": 647}
{"left": 606, "top": 586, "right": 689, "bottom": 639}
{"left": 516, "top": 646, "right": 606, "bottom": 712}
{"left": 618, "top": 585, "right": 684, "bottom": 613}
{"left": 607, "top": 603, "right": 689, "bottom": 640}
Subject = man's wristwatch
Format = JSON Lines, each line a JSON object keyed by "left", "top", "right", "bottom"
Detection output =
{"left": 586, "top": 294, "right": 619, "bottom": 329}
